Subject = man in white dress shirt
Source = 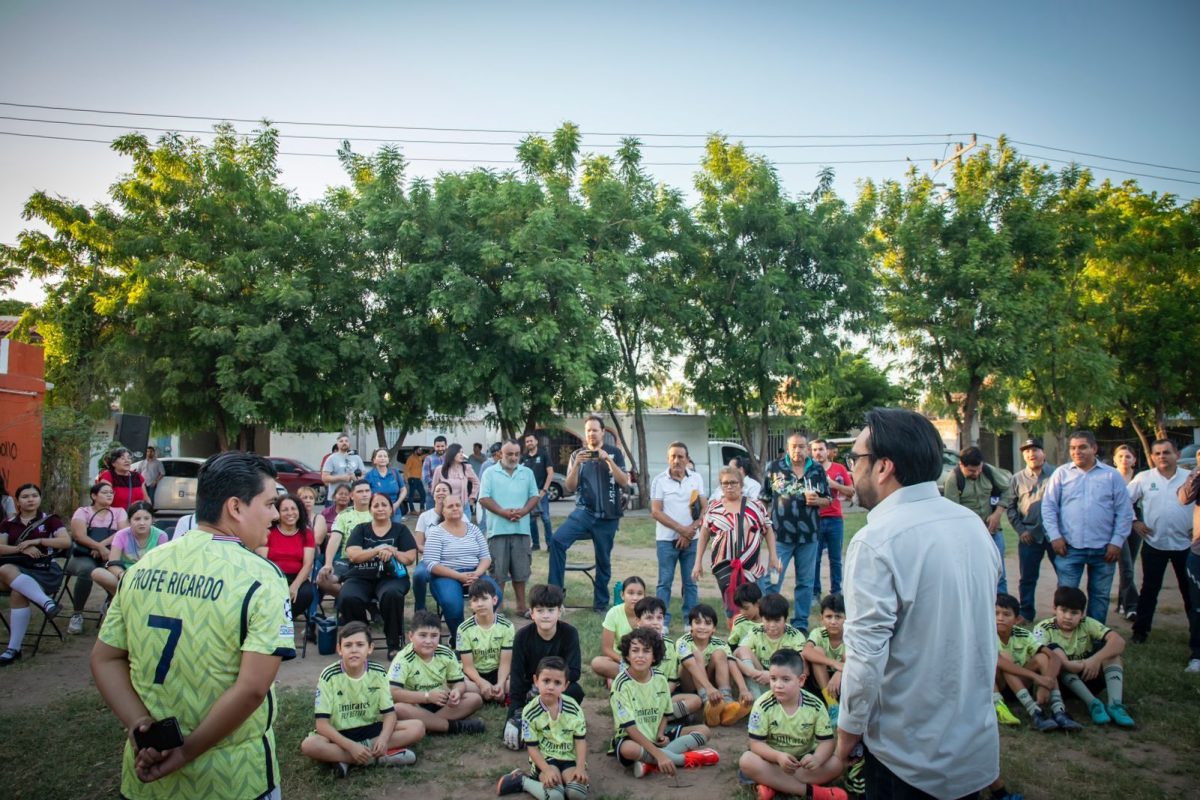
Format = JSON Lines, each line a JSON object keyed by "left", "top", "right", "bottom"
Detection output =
{"left": 835, "top": 408, "right": 1001, "bottom": 799}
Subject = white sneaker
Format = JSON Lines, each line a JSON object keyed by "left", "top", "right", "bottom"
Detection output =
{"left": 67, "top": 613, "right": 84, "bottom": 635}
{"left": 1185, "top": 659, "right": 1200, "bottom": 674}
{"left": 378, "top": 747, "right": 417, "bottom": 766}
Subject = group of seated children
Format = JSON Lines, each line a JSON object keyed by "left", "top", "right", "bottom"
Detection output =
{"left": 994, "top": 586, "right": 1134, "bottom": 732}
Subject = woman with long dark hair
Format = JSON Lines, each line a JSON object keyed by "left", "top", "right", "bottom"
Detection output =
{"left": 0, "top": 484, "right": 70, "bottom": 665}
{"left": 65, "top": 482, "right": 128, "bottom": 634}
{"left": 338, "top": 492, "right": 417, "bottom": 658}
{"left": 256, "top": 494, "right": 317, "bottom": 621}
{"left": 439, "top": 443, "right": 479, "bottom": 514}
{"left": 97, "top": 447, "right": 146, "bottom": 511}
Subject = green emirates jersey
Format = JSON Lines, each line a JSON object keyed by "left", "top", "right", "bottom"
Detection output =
{"left": 806, "top": 627, "right": 845, "bottom": 662}
{"left": 521, "top": 695, "right": 587, "bottom": 766}
{"left": 332, "top": 509, "right": 372, "bottom": 561}
{"left": 387, "top": 643, "right": 465, "bottom": 692}
{"left": 748, "top": 688, "right": 833, "bottom": 757}
{"left": 314, "top": 661, "right": 394, "bottom": 740}
{"left": 609, "top": 668, "right": 672, "bottom": 750}
{"left": 676, "top": 633, "right": 731, "bottom": 667}
{"left": 728, "top": 613, "right": 757, "bottom": 647}
{"left": 998, "top": 626, "right": 1041, "bottom": 668}
{"left": 98, "top": 531, "right": 295, "bottom": 800}
{"left": 741, "top": 624, "right": 808, "bottom": 665}
{"left": 456, "top": 613, "right": 515, "bottom": 674}
{"left": 1032, "top": 617, "right": 1112, "bottom": 660}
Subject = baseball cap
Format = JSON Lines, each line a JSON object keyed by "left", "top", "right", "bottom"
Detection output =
{"left": 1019, "top": 437, "right": 1044, "bottom": 451}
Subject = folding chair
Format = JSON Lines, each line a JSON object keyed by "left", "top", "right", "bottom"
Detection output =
{"left": 26, "top": 554, "right": 70, "bottom": 656}
{"left": 563, "top": 532, "right": 598, "bottom": 609}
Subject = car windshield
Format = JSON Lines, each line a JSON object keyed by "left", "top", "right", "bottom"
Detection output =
{"left": 293, "top": 460, "right": 318, "bottom": 472}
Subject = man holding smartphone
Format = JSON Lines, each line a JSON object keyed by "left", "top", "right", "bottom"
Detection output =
{"left": 91, "top": 451, "right": 295, "bottom": 800}
{"left": 547, "top": 415, "right": 631, "bottom": 611}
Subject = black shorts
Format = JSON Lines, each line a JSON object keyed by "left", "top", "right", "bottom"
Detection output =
{"left": 532, "top": 757, "right": 577, "bottom": 778}
{"left": 478, "top": 668, "right": 499, "bottom": 685}
{"left": 612, "top": 723, "right": 685, "bottom": 767}
{"left": 419, "top": 702, "right": 443, "bottom": 714}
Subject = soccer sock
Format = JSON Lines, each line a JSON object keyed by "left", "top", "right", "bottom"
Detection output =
{"left": 1060, "top": 673, "right": 1097, "bottom": 705}
{"left": 669, "top": 699, "right": 691, "bottom": 722}
{"left": 521, "top": 777, "right": 563, "bottom": 800}
{"left": 1103, "top": 664, "right": 1124, "bottom": 705}
{"left": 1049, "top": 689, "right": 1066, "bottom": 715}
{"left": 1015, "top": 688, "right": 1040, "bottom": 716}
{"left": 563, "top": 782, "right": 588, "bottom": 800}
{"left": 663, "top": 731, "right": 706, "bottom": 756}
{"left": 6, "top": 607, "right": 31, "bottom": 652}
{"left": 991, "top": 691, "right": 1004, "bottom": 706}
{"left": 720, "top": 688, "right": 734, "bottom": 702}
{"left": 10, "top": 574, "right": 52, "bottom": 609}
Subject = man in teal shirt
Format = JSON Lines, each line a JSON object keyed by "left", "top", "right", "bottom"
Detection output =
{"left": 479, "top": 440, "right": 540, "bottom": 615}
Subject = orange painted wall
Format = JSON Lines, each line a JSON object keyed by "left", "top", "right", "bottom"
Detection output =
{"left": 0, "top": 339, "right": 47, "bottom": 492}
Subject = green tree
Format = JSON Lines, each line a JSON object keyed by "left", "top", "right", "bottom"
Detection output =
{"left": 802, "top": 350, "right": 906, "bottom": 435}
{"left": 863, "top": 139, "right": 1056, "bottom": 447}
{"left": 683, "top": 137, "right": 874, "bottom": 471}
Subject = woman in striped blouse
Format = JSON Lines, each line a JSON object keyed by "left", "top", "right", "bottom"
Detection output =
{"left": 421, "top": 493, "right": 501, "bottom": 645}
{"left": 693, "top": 466, "right": 780, "bottom": 614}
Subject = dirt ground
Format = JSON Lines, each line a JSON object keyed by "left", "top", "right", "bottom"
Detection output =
{"left": 2, "top": 507, "right": 1193, "bottom": 800}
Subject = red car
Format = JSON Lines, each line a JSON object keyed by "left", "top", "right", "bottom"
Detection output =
{"left": 267, "top": 456, "right": 327, "bottom": 503}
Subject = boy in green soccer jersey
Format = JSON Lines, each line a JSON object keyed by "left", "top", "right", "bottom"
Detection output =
{"left": 458, "top": 580, "right": 515, "bottom": 703}
{"left": 728, "top": 583, "right": 763, "bottom": 649}
{"left": 993, "top": 593, "right": 1073, "bottom": 732}
{"left": 318, "top": 479, "right": 373, "bottom": 600}
{"left": 1033, "top": 586, "right": 1134, "bottom": 727}
{"left": 678, "top": 603, "right": 754, "bottom": 727}
{"left": 497, "top": 656, "right": 590, "bottom": 800}
{"left": 735, "top": 593, "right": 808, "bottom": 699}
{"left": 301, "top": 622, "right": 425, "bottom": 776}
{"left": 609, "top": 627, "right": 720, "bottom": 779}
{"left": 803, "top": 594, "right": 846, "bottom": 722}
{"left": 390, "top": 611, "right": 486, "bottom": 734}
{"left": 633, "top": 597, "right": 704, "bottom": 726}
{"left": 738, "top": 648, "right": 846, "bottom": 800}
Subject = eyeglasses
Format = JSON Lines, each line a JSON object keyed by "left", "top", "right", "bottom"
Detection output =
{"left": 719, "top": 480, "right": 741, "bottom": 487}
{"left": 846, "top": 451, "right": 875, "bottom": 469}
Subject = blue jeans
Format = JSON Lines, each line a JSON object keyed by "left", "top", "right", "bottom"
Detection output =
{"left": 773, "top": 538, "right": 820, "bottom": 633}
{"left": 655, "top": 538, "right": 699, "bottom": 627}
{"left": 406, "top": 478, "right": 424, "bottom": 513}
{"left": 430, "top": 573, "right": 501, "bottom": 646}
{"left": 411, "top": 561, "right": 432, "bottom": 611}
{"left": 1055, "top": 545, "right": 1116, "bottom": 622}
{"left": 548, "top": 509, "right": 619, "bottom": 609}
{"left": 1186, "top": 551, "right": 1200, "bottom": 660}
{"left": 530, "top": 494, "right": 553, "bottom": 549}
{"left": 992, "top": 530, "right": 1008, "bottom": 596}
{"left": 1017, "top": 537, "right": 1056, "bottom": 621}
{"left": 812, "top": 517, "right": 844, "bottom": 598}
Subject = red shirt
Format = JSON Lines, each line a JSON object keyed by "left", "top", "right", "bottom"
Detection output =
{"left": 97, "top": 470, "right": 146, "bottom": 511}
{"left": 819, "top": 462, "right": 852, "bottom": 519}
{"left": 264, "top": 526, "right": 315, "bottom": 576}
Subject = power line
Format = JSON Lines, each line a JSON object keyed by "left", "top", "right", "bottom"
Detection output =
{"left": 0, "top": 101, "right": 968, "bottom": 141}
{"left": 977, "top": 134, "right": 1200, "bottom": 175}
{"left": 0, "top": 115, "right": 955, "bottom": 150}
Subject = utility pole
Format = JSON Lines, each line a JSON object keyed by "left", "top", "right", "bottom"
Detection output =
{"left": 932, "top": 134, "right": 978, "bottom": 173}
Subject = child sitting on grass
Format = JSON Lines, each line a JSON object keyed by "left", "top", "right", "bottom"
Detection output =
{"left": 590, "top": 576, "right": 646, "bottom": 680}
{"left": 504, "top": 584, "right": 584, "bottom": 750}
{"left": 609, "top": 627, "right": 721, "bottom": 779}
{"left": 389, "top": 610, "right": 485, "bottom": 735}
{"left": 737, "top": 648, "right": 846, "bottom": 800}
{"left": 993, "top": 593, "right": 1076, "bottom": 732}
{"left": 728, "top": 582, "right": 763, "bottom": 648}
{"left": 734, "top": 593, "right": 809, "bottom": 699}
{"left": 300, "top": 622, "right": 425, "bottom": 777}
{"left": 677, "top": 603, "right": 753, "bottom": 726}
{"left": 1033, "top": 586, "right": 1134, "bottom": 728}
{"left": 457, "top": 579, "right": 515, "bottom": 704}
{"left": 802, "top": 594, "right": 846, "bottom": 724}
{"left": 497, "top": 656, "right": 589, "bottom": 800}
{"left": 634, "top": 597, "right": 704, "bottom": 725}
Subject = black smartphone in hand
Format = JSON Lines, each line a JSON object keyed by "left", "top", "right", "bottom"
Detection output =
{"left": 133, "top": 717, "right": 184, "bottom": 751}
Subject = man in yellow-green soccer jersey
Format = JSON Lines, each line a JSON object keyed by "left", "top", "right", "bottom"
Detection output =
{"left": 92, "top": 452, "right": 294, "bottom": 800}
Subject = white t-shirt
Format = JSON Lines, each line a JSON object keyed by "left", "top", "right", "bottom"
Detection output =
{"left": 415, "top": 508, "right": 440, "bottom": 536}
{"left": 172, "top": 514, "right": 195, "bottom": 541}
{"left": 650, "top": 469, "right": 706, "bottom": 542}
{"left": 1127, "top": 468, "right": 1193, "bottom": 551}
{"left": 710, "top": 475, "right": 761, "bottom": 502}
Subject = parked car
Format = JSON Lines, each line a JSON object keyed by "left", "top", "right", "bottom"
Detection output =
{"left": 266, "top": 456, "right": 327, "bottom": 503}
{"left": 938, "top": 449, "right": 960, "bottom": 494}
{"left": 1180, "top": 443, "right": 1198, "bottom": 471}
{"left": 132, "top": 457, "right": 286, "bottom": 524}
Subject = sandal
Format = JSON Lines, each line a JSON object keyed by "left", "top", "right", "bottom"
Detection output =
{"left": 0, "top": 648, "right": 21, "bottom": 667}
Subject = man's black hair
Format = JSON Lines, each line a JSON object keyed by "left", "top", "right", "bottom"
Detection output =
{"left": 195, "top": 451, "right": 277, "bottom": 525}
{"left": 819, "top": 594, "right": 846, "bottom": 614}
{"left": 863, "top": 408, "right": 943, "bottom": 486}
{"left": 634, "top": 596, "right": 667, "bottom": 619}
{"left": 959, "top": 446, "right": 984, "bottom": 467}
{"left": 758, "top": 592, "right": 790, "bottom": 621}
{"left": 434, "top": 435, "right": 448, "bottom": 444}
{"left": 1068, "top": 430, "right": 1097, "bottom": 448}
{"left": 528, "top": 584, "right": 564, "bottom": 609}
{"left": 996, "top": 593, "right": 1020, "bottom": 615}
{"left": 619, "top": 627, "right": 665, "bottom": 665}
{"left": 768, "top": 647, "right": 807, "bottom": 675}
{"left": 1053, "top": 586, "right": 1087, "bottom": 612}
{"left": 734, "top": 582, "right": 763, "bottom": 607}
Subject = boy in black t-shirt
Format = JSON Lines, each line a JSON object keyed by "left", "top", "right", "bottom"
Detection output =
{"left": 504, "top": 584, "right": 585, "bottom": 750}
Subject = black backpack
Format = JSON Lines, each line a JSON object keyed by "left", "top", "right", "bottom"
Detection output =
{"left": 956, "top": 463, "right": 1003, "bottom": 507}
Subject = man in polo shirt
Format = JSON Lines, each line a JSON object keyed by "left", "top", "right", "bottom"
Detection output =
{"left": 1043, "top": 430, "right": 1134, "bottom": 622}
{"left": 1008, "top": 437, "right": 1056, "bottom": 622}
{"left": 649, "top": 442, "right": 705, "bottom": 631}
{"left": 479, "top": 440, "right": 541, "bottom": 616}
{"left": 522, "top": 433, "right": 556, "bottom": 551}
{"left": 1127, "top": 439, "right": 1194, "bottom": 644}
{"left": 547, "top": 415, "right": 631, "bottom": 612}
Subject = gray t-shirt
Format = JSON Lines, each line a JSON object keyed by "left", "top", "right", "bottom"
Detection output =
{"left": 324, "top": 452, "right": 366, "bottom": 492}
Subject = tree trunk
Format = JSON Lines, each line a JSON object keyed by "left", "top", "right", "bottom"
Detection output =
{"left": 374, "top": 416, "right": 388, "bottom": 449}
{"left": 214, "top": 417, "right": 231, "bottom": 452}
{"left": 237, "top": 424, "right": 256, "bottom": 452}
{"left": 1123, "top": 404, "right": 1153, "bottom": 463}
{"left": 1153, "top": 398, "right": 1168, "bottom": 442}
{"left": 959, "top": 374, "right": 984, "bottom": 448}
{"left": 732, "top": 407, "right": 758, "bottom": 477}
{"left": 603, "top": 398, "right": 641, "bottom": 509}
{"left": 757, "top": 404, "right": 772, "bottom": 472}
{"left": 632, "top": 391, "right": 650, "bottom": 509}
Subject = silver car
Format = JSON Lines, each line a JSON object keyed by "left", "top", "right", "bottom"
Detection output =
{"left": 133, "top": 456, "right": 286, "bottom": 524}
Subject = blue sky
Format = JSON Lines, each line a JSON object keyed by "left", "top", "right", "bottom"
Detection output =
{"left": 2, "top": 0, "right": 1197, "bottom": 300}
